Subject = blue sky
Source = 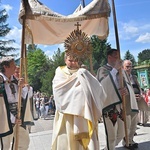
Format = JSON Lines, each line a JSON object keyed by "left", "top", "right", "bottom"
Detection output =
{"left": 1, "top": 0, "right": 150, "bottom": 61}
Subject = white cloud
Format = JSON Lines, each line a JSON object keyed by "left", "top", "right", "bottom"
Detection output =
{"left": 5, "top": 26, "right": 22, "bottom": 45}
{"left": 44, "top": 49, "right": 55, "bottom": 58}
{"left": 117, "top": 21, "right": 150, "bottom": 43}
{"left": 121, "top": 22, "right": 139, "bottom": 37}
{"left": 140, "top": 24, "right": 150, "bottom": 31}
{"left": 2, "top": 26, "right": 21, "bottom": 57}
{"left": 1, "top": 4, "right": 12, "bottom": 13}
{"left": 39, "top": 43, "right": 64, "bottom": 58}
{"left": 123, "top": 24, "right": 138, "bottom": 34}
{"left": 43, "top": 45, "right": 48, "bottom": 48}
{"left": 115, "top": 21, "right": 139, "bottom": 41}
{"left": 136, "top": 33, "right": 150, "bottom": 43}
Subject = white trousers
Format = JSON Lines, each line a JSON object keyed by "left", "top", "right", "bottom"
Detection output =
{"left": 126, "top": 112, "right": 138, "bottom": 144}
{"left": 0, "top": 125, "right": 30, "bottom": 150}
{"left": 103, "top": 117, "right": 125, "bottom": 150}
{"left": 45, "top": 105, "right": 49, "bottom": 117}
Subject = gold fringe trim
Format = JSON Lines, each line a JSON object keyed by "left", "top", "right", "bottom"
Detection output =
{"left": 26, "top": 13, "right": 108, "bottom": 22}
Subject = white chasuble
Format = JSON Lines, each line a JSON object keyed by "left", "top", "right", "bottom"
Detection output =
{"left": 51, "top": 67, "right": 106, "bottom": 150}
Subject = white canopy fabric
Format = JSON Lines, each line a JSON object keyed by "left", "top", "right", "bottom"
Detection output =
{"left": 19, "top": 0, "right": 111, "bottom": 45}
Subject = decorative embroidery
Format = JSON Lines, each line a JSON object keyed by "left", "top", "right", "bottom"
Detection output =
{"left": 5, "top": 76, "right": 18, "bottom": 97}
{"left": 9, "top": 83, "right": 16, "bottom": 96}
{"left": 118, "top": 109, "right": 124, "bottom": 121}
{"left": 103, "top": 106, "right": 120, "bottom": 126}
{"left": 0, "top": 75, "right": 4, "bottom": 96}
{"left": 103, "top": 65, "right": 113, "bottom": 71}
{"left": 9, "top": 102, "right": 18, "bottom": 116}
{"left": 0, "top": 75, "right": 4, "bottom": 84}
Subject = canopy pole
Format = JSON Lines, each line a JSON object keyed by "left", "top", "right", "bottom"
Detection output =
{"left": 15, "top": 0, "right": 27, "bottom": 149}
{"left": 111, "top": 0, "right": 129, "bottom": 146}
{"left": 82, "top": 0, "right": 86, "bottom": 7}
{"left": 15, "top": 16, "right": 26, "bottom": 150}
{"left": 89, "top": 53, "right": 95, "bottom": 76}
{"left": 24, "top": 44, "right": 28, "bottom": 83}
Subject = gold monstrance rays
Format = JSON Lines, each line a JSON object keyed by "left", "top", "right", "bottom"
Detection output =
{"left": 64, "top": 22, "right": 93, "bottom": 61}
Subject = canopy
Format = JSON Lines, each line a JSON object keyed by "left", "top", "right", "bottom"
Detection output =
{"left": 19, "top": 0, "right": 111, "bottom": 45}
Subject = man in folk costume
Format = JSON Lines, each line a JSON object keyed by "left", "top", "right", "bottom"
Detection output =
{"left": 13, "top": 65, "right": 34, "bottom": 133}
{"left": 0, "top": 56, "right": 34, "bottom": 150}
{"left": 123, "top": 60, "right": 149, "bottom": 126}
{"left": 51, "top": 23, "right": 107, "bottom": 150}
{"left": 96, "top": 49, "right": 138, "bottom": 150}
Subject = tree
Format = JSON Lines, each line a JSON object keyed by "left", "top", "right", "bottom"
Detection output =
{"left": 52, "top": 48, "right": 65, "bottom": 68}
{"left": 124, "top": 50, "right": 136, "bottom": 66}
{"left": 40, "top": 48, "right": 65, "bottom": 95}
{"left": 27, "top": 47, "right": 50, "bottom": 92}
{"left": 138, "top": 49, "right": 150, "bottom": 63}
{"left": 0, "top": 9, "right": 17, "bottom": 57}
{"left": 90, "top": 35, "right": 111, "bottom": 72}
{"left": 27, "top": 44, "right": 37, "bottom": 53}
{"left": 27, "top": 46, "right": 65, "bottom": 95}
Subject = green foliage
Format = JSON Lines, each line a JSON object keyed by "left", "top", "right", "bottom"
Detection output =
{"left": 0, "top": 9, "right": 10, "bottom": 36}
{"left": 27, "top": 46, "right": 65, "bottom": 95}
{"left": 52, "top": 48, "right": 65, "bottom": 67}
{"left": 40, "top": 65, "right": 55, "bottom": 96}
{"left": 0, "top": 9, "right": 17, "bottom": 57}
{"left": 27, "top": 47, "right": 50, "bottom": 92}
{"left": 138, "top": 49, "right": 150, "bottom": 63}
{"left": 90, "top": 35, "right": 111, "bottom": 72}
{"left": 26, "top": 42, "right": 150, "bottom": 95}
{"left": 27, "top": 44, "right": 37, "bottom": 53}
{"left": 40, "top": 48, "right": 65, "bottom": 95}
{"left": 123, "top": 50, "right": 136, "bottom": 66}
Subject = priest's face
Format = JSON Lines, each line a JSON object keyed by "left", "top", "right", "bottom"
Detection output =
{"left": 65, "top": 56, "right": 79, "bottom": 70}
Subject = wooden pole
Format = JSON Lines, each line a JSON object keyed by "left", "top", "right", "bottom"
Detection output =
{"left": 82, "top": 0, "right": 86, "bottom": 8}
{"left": 89, "top": 53, "right": 95, "bottom": 76}
{"left": 15, "top": 0, "right": 27, "bottom": 149}
{"left": 24, "top": 44, "right": 28, "bottom": 83}
{"left": 111, "top": 0, "right": 129, "bottom": 146}
{"left": 14, "top": 17, "right": 26, "bottom": 150}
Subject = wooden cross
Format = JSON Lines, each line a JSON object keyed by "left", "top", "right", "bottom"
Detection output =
{"left": 74, "top": 22, "right": 81, "bottom": 30}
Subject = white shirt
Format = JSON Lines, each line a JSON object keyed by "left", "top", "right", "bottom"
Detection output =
{"left": 129, "top": 74, "right": 135, "bottom": 84}
{"left": 107, "top": 63, "right": 119, "bottom": 88}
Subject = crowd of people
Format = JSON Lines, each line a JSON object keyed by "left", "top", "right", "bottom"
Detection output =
{"left": 138, "top": 88, "right": 150, "bottom": 126}
{"left": 51, "top": 48, "right": 150, "bottom": 150}
{"left": 0, "top": 48, "right": 149, "bottom": 150}
{"left": 33, "top": 92, "right": 56, "bottom": 120}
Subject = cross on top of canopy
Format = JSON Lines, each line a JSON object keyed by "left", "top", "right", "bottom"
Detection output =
{"left": 19, "top": 0, "right": 111, "bottom": 45}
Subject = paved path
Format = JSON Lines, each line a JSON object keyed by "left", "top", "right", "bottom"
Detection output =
{"left": 28, "top": 115, "right": 150, "bottom": 150}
